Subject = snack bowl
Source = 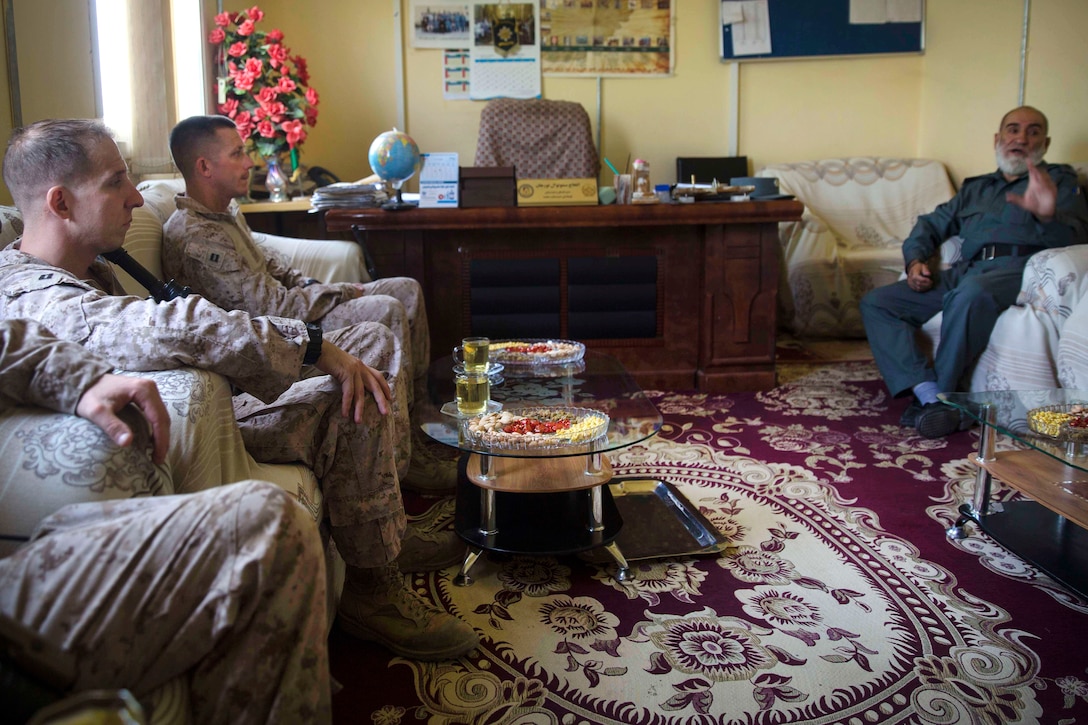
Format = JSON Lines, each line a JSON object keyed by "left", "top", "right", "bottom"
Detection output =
{"left": 490, "top": 339, "right": 585, "bottom": 367}
{"left": 464, "top": 406, "right": 609, "bottom": 451}
{"left": 1027, "top": 402, "right": 1088, "bottom": 440}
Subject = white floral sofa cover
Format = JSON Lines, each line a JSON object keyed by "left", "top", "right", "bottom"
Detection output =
{"left": 758, "top": 157, "right": 956, "bottom": 339}
{"left": 0, "top": 180, "right": 365, "bottom": 722}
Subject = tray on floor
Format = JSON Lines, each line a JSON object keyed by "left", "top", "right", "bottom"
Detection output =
{"left": 581, "top": 478, "right": 730, "bottom": 563}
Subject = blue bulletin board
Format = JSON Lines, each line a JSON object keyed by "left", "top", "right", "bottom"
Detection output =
{"left": 720, "top": 0, "right": 925, "bottom": 62}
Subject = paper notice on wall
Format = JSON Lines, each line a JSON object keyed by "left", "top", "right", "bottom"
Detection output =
{"left": 720, "top": 1, "right": 744, "bottom": 26}
{"left": 886, "top": 0, "right": 922, "bottom": 23}
{"left": 469, "top": 1, "right": 541, "bottom": 99}
{"left": 851, "top": 0, "right": 923, "bottom": 24}
{"left": 730, "top": 0, "right": 771, "bottom": 57}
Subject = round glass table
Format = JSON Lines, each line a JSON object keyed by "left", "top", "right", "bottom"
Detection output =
{"left": 419, "top": 352, "right": 663, "bottom": 585}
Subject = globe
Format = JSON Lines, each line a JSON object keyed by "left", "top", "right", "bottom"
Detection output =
{"left": 368, "top": 129, "right": 420, "bottom": 210}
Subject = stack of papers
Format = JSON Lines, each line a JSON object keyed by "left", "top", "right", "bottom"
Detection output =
{"left": 309, "top": 182, "right": 389, "bottom": 210}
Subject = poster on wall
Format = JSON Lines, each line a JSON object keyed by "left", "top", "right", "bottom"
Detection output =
{"left": 469, "top": 2, "right": 542, "bottom": 100}
{"left": 540, "top": 0, "right": 674, "bottom": 76}
{"left": 443, "top": 49, "right": 471, "bottom": 99}
{"left": 410, "top": 2, "right": 474, "bottom": 49}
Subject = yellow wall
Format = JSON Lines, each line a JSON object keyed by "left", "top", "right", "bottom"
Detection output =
{"left": 2, "top": 1, "right": 1087, "bottom": 202}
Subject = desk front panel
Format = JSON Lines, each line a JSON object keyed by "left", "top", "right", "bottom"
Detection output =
{"left": 327, "top": 202, "right": 799, "bottom": 391}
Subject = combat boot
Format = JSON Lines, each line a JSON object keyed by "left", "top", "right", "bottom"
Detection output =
{"left": 338, "top": 563, "right": 478, "bottom": 661}
{"left": 398, "top": 525, "right": 465, "bottom": 573}
{"left": 401, "top": 434, "right": 459, "bottom": 495}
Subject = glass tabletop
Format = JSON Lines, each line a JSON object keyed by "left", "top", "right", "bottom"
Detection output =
{"left": 939, "top": 389, "right": 1088, "bottom": 473}
{"left": 419, "top": 351, "right": 663, "bottom": 458}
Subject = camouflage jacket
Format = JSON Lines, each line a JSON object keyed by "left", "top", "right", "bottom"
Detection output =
{"left": 0, "top": 318, "right": 112, "bottom": 415}
{"left": 163, "top": 195, "right": 363, "bottom": 322}
{"left": 0, "top": 245, "right": 308, "bottom": 404}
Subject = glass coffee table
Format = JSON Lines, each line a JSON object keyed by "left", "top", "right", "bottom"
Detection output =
{"left": 419, "top": 352, "right": 665, "bottom": 586}
{"left": 941, "top": 389, "right": 1088, "bottom": 597}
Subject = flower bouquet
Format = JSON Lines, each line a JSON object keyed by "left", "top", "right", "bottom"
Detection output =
{"left": 209, "top": 5, "right": 319, "bottom": 189}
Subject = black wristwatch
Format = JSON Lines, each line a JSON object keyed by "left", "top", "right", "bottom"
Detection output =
{"left": 303, "top": 323, "right": 323, "bottom": 365}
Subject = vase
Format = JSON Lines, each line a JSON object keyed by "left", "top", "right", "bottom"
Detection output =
{"left": 264, "top": 155, "right": 289, "bottom": 203}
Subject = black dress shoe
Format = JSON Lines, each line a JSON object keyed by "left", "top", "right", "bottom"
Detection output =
{"left": 900, "top": 400, "right": 923, "bottom": 427}
{"left": 915, "top": 402, "right": 961, "bottom": 439}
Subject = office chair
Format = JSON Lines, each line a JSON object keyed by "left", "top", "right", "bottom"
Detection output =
{"left": 474, "top": 98, "right": 599, "bottom": 179}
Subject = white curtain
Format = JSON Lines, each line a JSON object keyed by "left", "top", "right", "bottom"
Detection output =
{"left": 123, "top": 0, "right": 177, "bottom": 180}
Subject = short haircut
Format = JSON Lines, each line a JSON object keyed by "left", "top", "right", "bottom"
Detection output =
{"left": 170, "top": 115, "right": 240, "bottom": 178}
{"left": 2, "top": 119, "right": 114, "bottom": 212}
{"left": 999, "top": 105, "right": 1049, "bottom": 136}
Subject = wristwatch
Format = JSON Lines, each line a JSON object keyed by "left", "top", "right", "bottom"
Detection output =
{"left": 303, "top": 323, "right": 323, "bottom": 365}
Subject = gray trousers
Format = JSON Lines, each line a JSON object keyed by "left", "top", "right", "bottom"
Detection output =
{"left": 860, "top": 255, "right": 1028, "bottom": 397}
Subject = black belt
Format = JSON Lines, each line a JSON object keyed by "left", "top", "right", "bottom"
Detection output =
{"left": 974, "top": 243, "right": 1033, "bottom": 261}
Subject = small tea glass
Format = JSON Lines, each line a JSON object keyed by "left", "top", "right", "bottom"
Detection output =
{"left": 453, "top": 336, "right": 490, "bottom": 374}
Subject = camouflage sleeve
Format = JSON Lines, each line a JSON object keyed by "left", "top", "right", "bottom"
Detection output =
{"left": 0, "top": 261, "right": 307, "bottom": 404}
{"left": 0, "top": 318, "right": 112, "bottom": 414}
{"left": 165, "top": 209, "right": 354, "bottom": 323}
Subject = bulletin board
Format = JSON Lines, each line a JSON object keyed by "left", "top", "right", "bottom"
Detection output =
{"left": 720, "top": 0, "right": 924, "bottom": 62}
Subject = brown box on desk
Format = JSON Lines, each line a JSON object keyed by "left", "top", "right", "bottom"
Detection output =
{"left": 459, "top": 166, "right": 516, "bottom": 207}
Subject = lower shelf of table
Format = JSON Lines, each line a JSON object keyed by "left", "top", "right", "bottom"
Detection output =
{"left": 453, "top": 467, "right": 622, "bottom": 556}
{"left": 957, "top": 499, "right": 1088, "bottom": 598}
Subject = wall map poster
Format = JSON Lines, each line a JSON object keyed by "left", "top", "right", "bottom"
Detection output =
{"left": 540, "top": 0, "right": 673, "bottom": 76}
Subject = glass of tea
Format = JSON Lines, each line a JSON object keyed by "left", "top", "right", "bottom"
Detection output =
{"left": 453, "top": 336, "right": 490, "bottom": 374}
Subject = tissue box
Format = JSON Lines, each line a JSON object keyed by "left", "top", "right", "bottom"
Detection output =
{"left": 516, "top": 178, "right": 599, "bottom": 207}
{"left": 459, "top": 167, "right": 516, "bottom": 208}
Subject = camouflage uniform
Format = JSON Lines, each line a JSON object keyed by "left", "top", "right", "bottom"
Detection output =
{"left": 0, "top": 319, "right": 330, "bottom": 724}
{"left": 163, "top": 196, "right": 421, "bottom": 472}
{"left": 0, "top": 245, "right": 406, "bottom": 568}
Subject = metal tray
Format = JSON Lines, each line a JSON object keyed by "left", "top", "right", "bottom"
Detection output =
{"left": 581, "top": 478, "right": 730, "bottom": 563}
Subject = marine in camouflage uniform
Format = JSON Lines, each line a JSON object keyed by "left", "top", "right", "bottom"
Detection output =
{"left": 163, "top": 115, "right": 451, "bottom": 493}
{"left": 0, "top": 318, "right": 331, "bottom": 724}
{"left": 162, "top": 194, "right": 416, "bottom": 479}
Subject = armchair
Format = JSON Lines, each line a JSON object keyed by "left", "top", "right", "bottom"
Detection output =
{"left": 474, "top": 98, "right": 600, "bottom": 179}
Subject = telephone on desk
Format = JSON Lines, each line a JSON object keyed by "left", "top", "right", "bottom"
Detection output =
{"left": 308, "top": 166, "right": 341, "bottom": 188}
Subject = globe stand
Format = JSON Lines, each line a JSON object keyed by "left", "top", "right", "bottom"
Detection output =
{"left": 380, "top": 185, "right": 417, "bottom": 212}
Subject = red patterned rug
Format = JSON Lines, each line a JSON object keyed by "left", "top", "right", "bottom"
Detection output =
{"left": 330, "top": 362, "right": 1088, "bottom": 724}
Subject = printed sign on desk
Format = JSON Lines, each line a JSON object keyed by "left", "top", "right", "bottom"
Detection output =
{"left": 419, "top": 152, "right": 459, "bottom": 208}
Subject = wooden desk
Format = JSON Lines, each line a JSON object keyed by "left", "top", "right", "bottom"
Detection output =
{"left": 325, "top": 201, "right": 802, "bottom": 392}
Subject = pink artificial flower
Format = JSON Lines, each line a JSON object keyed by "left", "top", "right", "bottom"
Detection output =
{"left": 208, "top": 28, "right": 226, "bottom": 44}
{"left": 267, "top": 43, "right": 288, "bottom": 68}
{"left": 305, "top": 106, "right": 318, "bottom": 127}
{"left": 214, "top": 12, "right": 231, "bottom": 27}
{"left": 235, "top": 111, "right": 254, "bottom": 139}
{"left": 218, "top": 98, "right": 239, "bottom": 118}
{"left": 246, "top": 5, "right": 264, "bottom": 23}
{"left": 293, "top": 55, "right": 310, "bottom": 85}
{"left": 260, "top": 101, "right": 287, "bottom": 122}
{"left": 283, "top": 119, "right": 307, "bottom": 148}
{"left": 267, "top": 29, "right": 284, "bottom": 43}
{"left": 237, "top": 19, "right": 256, "bottom": 36}
{"left": 244, "top": 57, "right": 263, "bottom": 75}
{"left": 228, "top": 41, "right": 248, "bottom": 58}
{"left": 305, "top": 87, "right": 319, "bottom": 106}
{"left": 256, "top": 86, "right": 278, "bottom": 105}
{"left": 257, "top": 119, "right": 277, "bottom": 139}
{"left": 276, "top": 76, "right": 296, "bottom": 94}
{"left": 233, "top": 72, "right": 256, "bottom": 91}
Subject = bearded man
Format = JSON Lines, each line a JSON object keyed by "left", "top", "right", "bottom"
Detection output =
{"left": 860, "top": 106, "right": 1088, "bottom": 438}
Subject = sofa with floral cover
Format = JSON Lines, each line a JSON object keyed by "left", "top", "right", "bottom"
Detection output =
{"left": 758, "top": 157, "right": 1088, "bottom": 392}
{"left": 0, "top": 180, "right": 365, "bottom": 722}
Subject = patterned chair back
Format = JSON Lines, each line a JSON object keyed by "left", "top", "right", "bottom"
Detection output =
{"left": 474, "top": 98, "right": 599, "bottom": 179}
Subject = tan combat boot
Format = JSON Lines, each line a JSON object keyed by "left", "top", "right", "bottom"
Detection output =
{"left": 338, "top": 563, "right": 478, "bottom": 661}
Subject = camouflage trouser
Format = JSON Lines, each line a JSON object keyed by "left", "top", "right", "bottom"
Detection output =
{"left": 0, "top": 481, "right": 331, "bottom": 725}
{"left": 322, "top": 275, "right": 431, "bottom": 395}
{"left": 234, "top": 321, "right": 407, "bottom": 568}
{"left": 320, "top": 307, "right": 413, "bottom": 477}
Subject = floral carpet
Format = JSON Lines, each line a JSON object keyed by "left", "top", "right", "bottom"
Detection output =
{"left": 330, "top": 362, "right": 1088, "bottom": 724}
